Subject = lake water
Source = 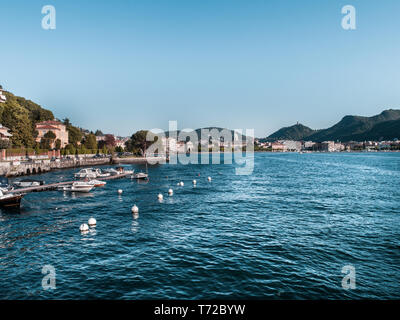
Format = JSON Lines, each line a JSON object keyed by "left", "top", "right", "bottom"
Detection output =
{"left": 1, "top": 152, "right": 399, "bottom": 299}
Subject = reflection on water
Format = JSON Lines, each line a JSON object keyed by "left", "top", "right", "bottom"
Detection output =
{"left": 0, "top": 154, "right": 400, "bottom": 299}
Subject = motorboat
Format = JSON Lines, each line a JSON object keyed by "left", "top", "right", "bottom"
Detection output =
{"left": 131, "top": 172, "right": 148, "bottom": 180}
{"left": 87, "top": 179, "right": 107, "bottom": 187}
{"left": 0, "top": 189, "right": 24, "bottom": 208}
{"left": 104, "top": 168, "right": 119, "bottom": 176}
{"left": 131, "top": 161, "right": 148, "bottom": 180}
{"left": 13, "top": 179, "right": 45, "bottom": 188}
{"left": 0, "top": 176, "right": 13, "bottom": 192}
{"left": 115, "top": 166, "right": 134, "bottom": 175}
{"left": 93, "top": 168, "right": 111, "bottom": 178}
{"left": 74, "top": 168, "right": 97, "bottom": 179}
{"left": 58, "top": 181, "right": 94, "bottom": 193}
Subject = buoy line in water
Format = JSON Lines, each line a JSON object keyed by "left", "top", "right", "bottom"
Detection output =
{"left": 79, "top": 175, "right": 213, "bottom": 232}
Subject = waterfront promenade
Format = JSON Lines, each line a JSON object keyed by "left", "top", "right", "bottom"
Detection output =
{"left": 0, "top": 156, "right": 164, "bottom": 177}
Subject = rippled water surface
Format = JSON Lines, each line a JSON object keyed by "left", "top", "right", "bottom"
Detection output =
{"left": 1, "top": 153, "right": 399, "bottom": 299}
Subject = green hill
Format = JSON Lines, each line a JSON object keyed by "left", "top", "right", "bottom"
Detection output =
{"left": 307, "top": 109, "right": 400, "bottom": 142}
{"left": 267, "top": 123, "right": 315, "bottom": 141}
{"left": 352, "top": 118, "right": 400, "bottom": 141}
{"left": 0, "top": 90, "right": 54, "bottom": 147}
{"left": 266, "top": 109, "right": 400, "bottom": 142}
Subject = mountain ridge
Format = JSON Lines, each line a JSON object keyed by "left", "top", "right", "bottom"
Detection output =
{"left": 267, "top": 109, "right": 400, "bottom": 142}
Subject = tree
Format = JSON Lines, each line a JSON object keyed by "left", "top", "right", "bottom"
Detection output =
{"left": 55, "top": 139, "right": 61, "bottom": 150}
{"left": 95, "top": 130, "right": 103, "bottom": 136}
{"left": 115, "top": 146, "right": 123, "bottom": 153}
{"left": 67, "top": 125, "right": 83, "bottom": 147}
{"left": 40, "top": 130, "right": 56, "bottom": 149}
{"left": 79, "top": 144, "right": 88, "bottom": 154}
{"left": 15, "top": 96, "right": 54, "bottom": 123}
{"left": 1, "top": 102, "right": 35, "bottom": 147}
{"left": 65, "top": 144, "right": 76, "bottom": 155}
{"left": 126, "top": 130, "right": 158, "bottom": 155}
{"left": 126, "top": 130, "right": 146, "bottom": 155}
{"left": 62, "top": 118, "right": 71, "bottom": 126}
{"left": 104, "top": 134, "right": 116, "bottom": 147}
{"left": 84, "top": 133, "right": 98, "bottom": 150}
{"left": 0, "top": 139, "right": 10, "bottom": 149}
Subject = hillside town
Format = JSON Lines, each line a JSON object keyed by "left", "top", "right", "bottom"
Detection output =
{"left": 255, "top": 139, "right": 400, "bottom": 152}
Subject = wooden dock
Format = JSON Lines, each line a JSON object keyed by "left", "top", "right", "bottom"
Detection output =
{"left": 6, "top": 173, "right": 132, "bottom": 195}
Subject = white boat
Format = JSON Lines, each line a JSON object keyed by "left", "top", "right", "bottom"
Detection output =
{"left": 74, "top": 168, "right": 97, "bottom": 179}
{"left": 14, "top": 179, "right": 45, "bottom": 188}
{"left": 0, "top": 189, "right": 24, "bottom": 208}
{"left": 58, "top": 182, "right": 94, "bottom": 193}
{"left": 104, "top": 168, "right": 119, "bottom": 176}
{"left": 115, "top": 166, "right": 134, "bottom": 175}
{"left": 131, "top": 172, "right": 148, "bottom": 180}
{"left": 93, "top": 168, "right": 111, "bottom": 178}
{"left": 87, "top": 179, "right": 107, "bottom": 187}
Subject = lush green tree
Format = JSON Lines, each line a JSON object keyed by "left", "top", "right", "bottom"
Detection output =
{"left": 15, "top": 96, "right": 54, "bottom": 123}
{"left": 84, "top": 133, "right": 98, "bottom": 150}
{"left": 0, "top": 139, "right": 10, "bottom": 149}
{"left": 115, "top": 146, "right": 123, "bottom": 153}
{"left": 67, "top": 125, "right": 83, "bottom": 147}
{"left": 1, "top": 101, "right": 35, "bottom": 147}
{"left": 55, "top": 139, "right": 62, "bottom": 150}
{"left": 40, "top": 130, "right": 56, "bottom": 149}
{"left": 34, "top": 143, "right": 41, "bottom": 155}
{"left": 126, "top": 130, "right": 158, "bottom": 155}
{"left": 79, "top": 144, "right": 88, "bottom": 154}
{"left": 62, "top": 118, "right": 71, "bottom": 126}
{"left": 65, "top": 143, "right": 76, "bottom": 155}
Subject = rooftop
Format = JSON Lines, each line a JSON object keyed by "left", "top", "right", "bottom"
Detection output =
{"left": 36, "top": 125, "right": 60, "bottom": 130}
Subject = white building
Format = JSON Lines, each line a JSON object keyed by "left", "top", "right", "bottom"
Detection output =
{"left": 158, "top": 137, "right": 196, "bottom": 153}
{"left": 0, "top": 124, "right": 12, "bottom": 140}
{"left": 321, "top": 141, "right": 345, "bottom": 152}
{"left": 281, "top": 140, "right": 302, "bottom": 152}
{"left": 0, "top": 86, "right": 6, "bottom": 103}
{"left": 115, "top": 137, "right": 129, "bottom": 149}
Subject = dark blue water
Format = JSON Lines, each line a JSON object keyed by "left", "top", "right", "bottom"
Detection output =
{"left": 1, "top": 153, "right": 399, "bottom": 299}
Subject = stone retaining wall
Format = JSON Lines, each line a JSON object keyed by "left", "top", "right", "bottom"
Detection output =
{"left": 0, "top": 157, "right": 111, "bottom": 177}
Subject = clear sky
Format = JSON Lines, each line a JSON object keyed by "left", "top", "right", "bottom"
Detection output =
{"left": 1, "top": 0, "right": 400, "bottom": 137}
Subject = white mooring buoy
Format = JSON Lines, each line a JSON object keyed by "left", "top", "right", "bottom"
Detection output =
{"left": 192, "top": 179, "right": 197, "bottom": 185}
{"left": 131, "top": 205, "right": 139, "bottom": 213}
{"left": 168, "top": 189, "right": 173, "bottom": 196}
{"left": 88, "top": 217, "right": 97, "bottom": 227}
{"left": 158, "top": 193, "right": 163, "bottom": 200}
{"left": 180, "top": 181, "right": 184, "bottom": 186}
{"left": 79, "top": 223, "right": 89, "bottom": 232}
{"left": 118, "top": 189, "right": 123, "bottom": 195}
{"left": 208, "top": 176, "right": 212, "bottom": 182}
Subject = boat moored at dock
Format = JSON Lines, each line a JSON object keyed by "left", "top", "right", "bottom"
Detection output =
{"left": 131, "top": 172, "right": 148, "bottom": 180}
{"left": 87, "top": 179, "right": 107, "bottom": 187}
{"left": 13, "top": 179, "right": 45, "bottom": 188}
{"left": 74, "top": 168, "right": 98, "bottom": 179}
{"left": 0, "top": 176, "right": 14, "bottom": 193}
{"left": 0, "top": 189, "right": 24, "bottom": 208}
{"left": 58, "top": 181, "right": 94, "bottom": 193}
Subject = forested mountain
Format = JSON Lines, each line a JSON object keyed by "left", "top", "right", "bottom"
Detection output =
{"left": 267, "top": 123, "right": 316, "bottom": 141}
{"left": 267, "top": 109, "right": 400, "bottom": 142}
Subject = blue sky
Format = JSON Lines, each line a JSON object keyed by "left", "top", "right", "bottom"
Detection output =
{"left": 1, "top": 0, "right": 400, "bottom": 137}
